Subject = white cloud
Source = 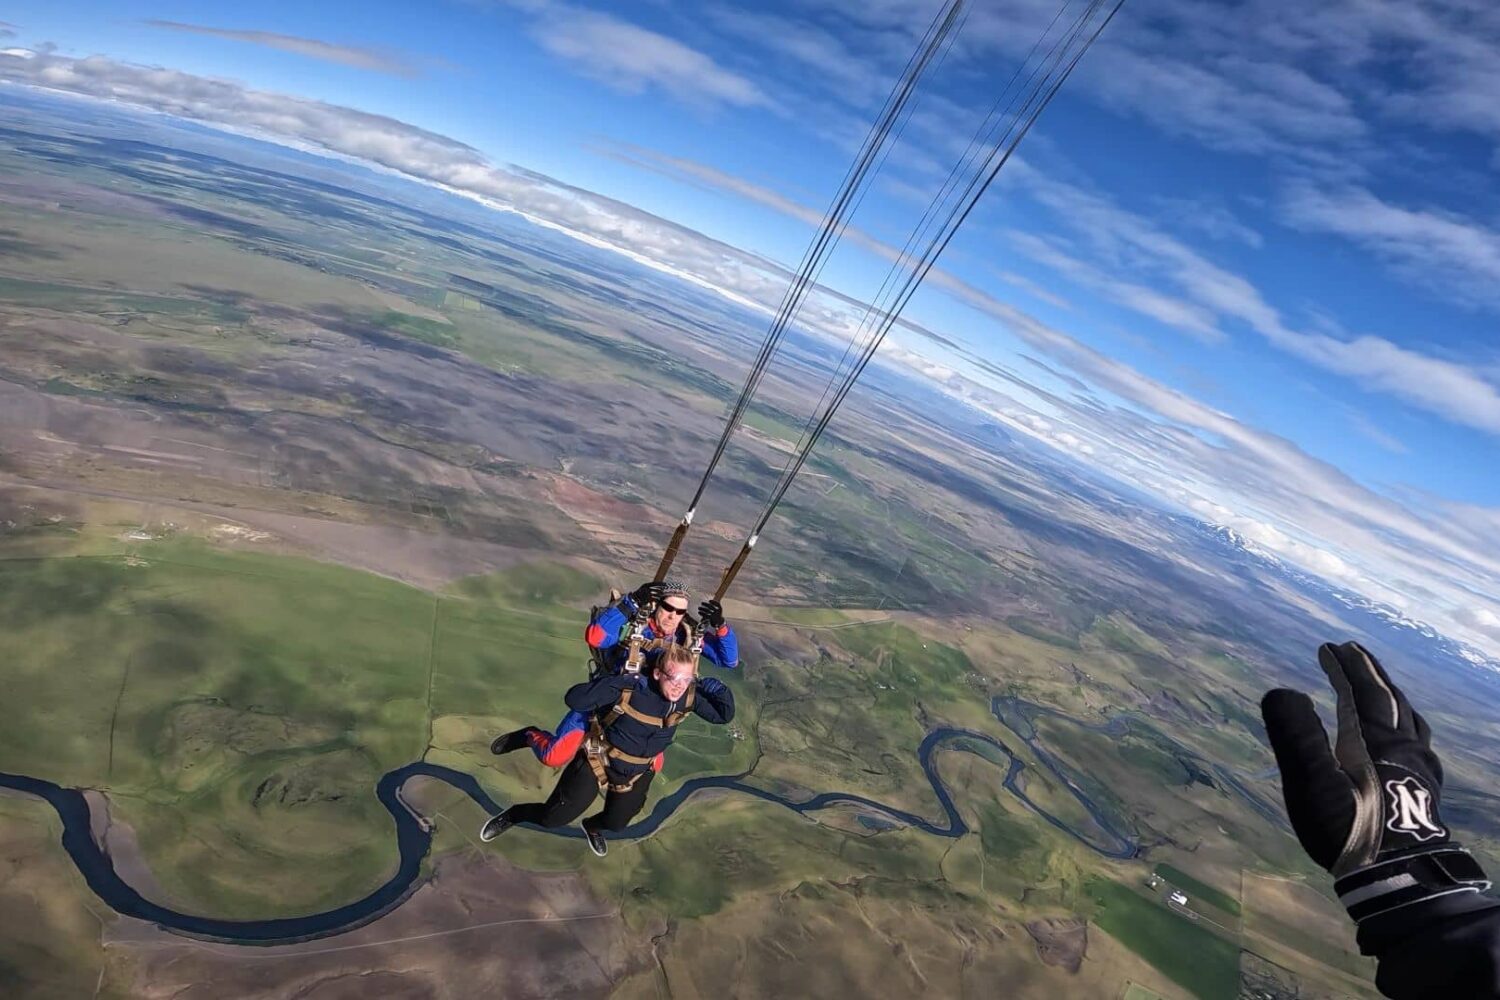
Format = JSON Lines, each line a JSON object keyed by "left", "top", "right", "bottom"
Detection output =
{"left": 1006, "top": 231, "right": 1227, "bottom": 344}
{"left": 702, "top": 5, "right": 889, "bottom": 107}
{"left": 1149, "top": 195, "right": 1264, "bottom": 249}
{"left": 1282, "top": 183, "right": 1500, "bottom": 312}
{"left": 1009, "top": 163, "right": 1500, "bottom": 437}
{"left": 1455, "top": 606, "right": 1500, "bottom": 644}
{"left": 530, "top": 8, "right": 770, "bottom": 111}
{"left": 143, "top": 20, "right": 420, "bottom": 77}
{"left": 1344, "top": 410, "right": 1411, "bottom": 456}
{"left": 993, "top": 270, "right": 1072, "bottom": 311}
{"left": 904, "top": 304, "right": 1500, "bottom": 656}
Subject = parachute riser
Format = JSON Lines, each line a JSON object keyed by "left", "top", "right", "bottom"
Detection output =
{"left": 712, "top": 534, "right": 757, "bottom": 604}
{"left": 654, "top": 509, "right": 695, "bottom": 582}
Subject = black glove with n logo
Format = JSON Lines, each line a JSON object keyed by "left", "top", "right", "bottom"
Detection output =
{"left": 1262, "top": 642, "right": 1493, "bottom": 944}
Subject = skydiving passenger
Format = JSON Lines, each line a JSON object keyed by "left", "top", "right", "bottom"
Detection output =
{"left": 1263, "top": 642, "right": 1500, "bottom": 998}
{"left": 479, "top": 643, "right": 735, "bottom": 856}
{"left": 488, "top": 578, "right": 738, "bottom": 765}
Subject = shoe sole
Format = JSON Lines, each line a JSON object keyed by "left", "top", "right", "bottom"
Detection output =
{"left": 479, "top": 817, "right": 509, "bottom": 842}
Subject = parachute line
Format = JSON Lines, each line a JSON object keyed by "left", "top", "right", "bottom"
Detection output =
{"left": 712, "top": 0, "right": 1124, "bottom": 599}
{"left": 655, "top": 0, "right": 968, "bottom": 581}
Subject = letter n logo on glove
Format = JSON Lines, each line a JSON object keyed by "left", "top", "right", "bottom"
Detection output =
{"left": 1385, "top": 776, "right": 1446, "bottom": 841}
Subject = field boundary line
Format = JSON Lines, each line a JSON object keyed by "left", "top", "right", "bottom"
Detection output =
{"left": 423, "top": 597, "right": 439, "bottom": 753}
{"left": 106, "top": 655, "right": 133, "bottom": 782}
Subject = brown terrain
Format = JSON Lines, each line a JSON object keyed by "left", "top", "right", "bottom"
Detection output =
{"left": 110, "top": 854, "right": 654, "bottom": 999}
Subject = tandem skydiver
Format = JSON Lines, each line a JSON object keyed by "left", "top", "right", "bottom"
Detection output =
{"left": 1263, "top": 642, "right": 1500, "bottom": 998}
{"left": 488, "top": 578, "right": 738, "bottom": 766}
{"left": 478, "top": 643, "right": 735, "bottom": 856}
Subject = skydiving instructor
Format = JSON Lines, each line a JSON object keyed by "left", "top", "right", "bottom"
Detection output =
{"left": 1263, "top": 641, "right": 1500, "bottom": 997}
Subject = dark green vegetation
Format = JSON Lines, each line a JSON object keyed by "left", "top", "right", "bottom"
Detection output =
{"left": 1153, "top": 863, "right": 1242, "bottom": 918}
{"left": 1086, "top": 877, "right": 1241, "bottom": 999}
{"left": 978, "top": 802, "right": 1042, "bottom": 860}
{"left": 0, "top": 538, "right": 584, "bottom": 917}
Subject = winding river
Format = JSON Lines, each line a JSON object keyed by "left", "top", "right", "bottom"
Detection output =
{"left": 0, "top": 696, "right": 1270, "bottom": 945}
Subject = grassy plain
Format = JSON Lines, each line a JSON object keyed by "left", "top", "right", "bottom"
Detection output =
{"left": 0, "top": 795, "right": 132, "bottom": 1000}
{"left": 1085, "top": 877, "right": 1240, "bottom": 1000}
{"left": 1153, "top": 862, "right": 1241, "bottom": 918}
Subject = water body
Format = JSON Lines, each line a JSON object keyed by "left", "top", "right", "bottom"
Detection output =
{"left": 0, "top": 695, "right": 1270, "bottom": 946}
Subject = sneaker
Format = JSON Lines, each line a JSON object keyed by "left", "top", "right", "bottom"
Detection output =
{"left": 490, "top": 728, "right": 535, "bottom": 756}
{"left": 581, "top": 820, "right": 607, "bottom": 857}
{"left": 479, "top": 811, "right": 514, "bottom": 842}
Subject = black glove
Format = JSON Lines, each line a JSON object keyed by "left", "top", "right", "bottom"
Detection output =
{"left": 1262, "top": 642, "right": 1490, "bottom": 933}
{"left": 697, "top": 599, "right": 724, "bottom": 630}
{"left": 630, "top": 580, "right": 665, "bottom": 609}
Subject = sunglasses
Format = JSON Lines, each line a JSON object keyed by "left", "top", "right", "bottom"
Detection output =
{"left": 658, "top": 602, "right": 688, "bottom": 615}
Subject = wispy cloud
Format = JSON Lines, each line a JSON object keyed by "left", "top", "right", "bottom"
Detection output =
{"left": 993, "top": 270, "right": 1072, "bottom": 311}
{"left": 143, "top": 20, "right": 420, "bottom": 77}
{"left": 1281, "top": 183, "right": 1500, "bottom": 313}
{"left": 609, "top": 143, "right": 1500, "bottom": 438}
{"left": 1345, "top": 410, "right": 1411, "bottom": 456}
{"left": 1149, "top": 194, "right": 1264, "bottom": 249}
{"left": 700, "top": 5, "right": 891, "bottom": 107}
{"left": 529, "top": 8, "right": 771, "bottom": 111}
{"left": 1009, "top": 163, "right": 1500, "bottom": 437}
{"left": 600, "top": 141, "right": 828, "bottom": 229}
{"left": 0, "top": 21, "right": 16, "bottom": 41}
{"left": 1006, "top": 230, "right": 1228, "bottom": 344}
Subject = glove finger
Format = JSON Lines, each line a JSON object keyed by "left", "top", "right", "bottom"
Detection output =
{"left": 1263, "top": 689, "right": 1344, "bottom": 790}
{"left": 1317, "top": 644, "right": 1381, "bottom": 775}
{"left": 1323, "top": 642, "right": 1411, "bottom": 735}
{"left": 1261, "top": 688, "right": 1354, "bottom": 870}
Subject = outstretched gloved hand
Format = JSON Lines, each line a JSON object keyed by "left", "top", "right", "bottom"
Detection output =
{"left": 630, "top": 580, "right": 665, "bottom": 609}
{"left": 1261, "top": 642, "right": 1490, "bottom": 934}
{"left": 697, "top": 599, "right": 725, "bottom": 630}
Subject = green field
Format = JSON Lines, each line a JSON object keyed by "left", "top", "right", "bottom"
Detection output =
{"left": 1086, "top": 877, "right": 1241, "bottom": 1000}
{"left": 0, "top": 535, "right": 774, "bottom": 918}
{"left": 1153, "top": 863, "right": 1242, "bottom": 918}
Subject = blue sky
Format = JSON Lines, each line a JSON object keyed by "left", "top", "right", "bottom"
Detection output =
{"left": 3, "top": 0, "right": 1500, "bottom": 656}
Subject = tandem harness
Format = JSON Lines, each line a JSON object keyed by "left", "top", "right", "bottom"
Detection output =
{"left": 583, "top": 685, "right": 696, "bottom": 794}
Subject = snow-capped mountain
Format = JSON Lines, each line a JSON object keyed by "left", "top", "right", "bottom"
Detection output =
{"left": 1193, "top": 516, "right": 1500, "bottom": 679}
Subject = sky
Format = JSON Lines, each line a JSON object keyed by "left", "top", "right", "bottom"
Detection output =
{"left": 2, "top": 0, "right": 1499, "bottom": 659}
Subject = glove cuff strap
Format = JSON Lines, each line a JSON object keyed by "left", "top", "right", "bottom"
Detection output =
{"left": 1335, "top": 845, "right": 1489, "bottom": 923}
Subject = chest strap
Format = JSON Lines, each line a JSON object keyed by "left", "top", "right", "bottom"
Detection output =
{"left": 581, "top": 685, "right": 696, "bottom": 794}
{"left": 609, "top": 685, "right": 695, "bottom": 728}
